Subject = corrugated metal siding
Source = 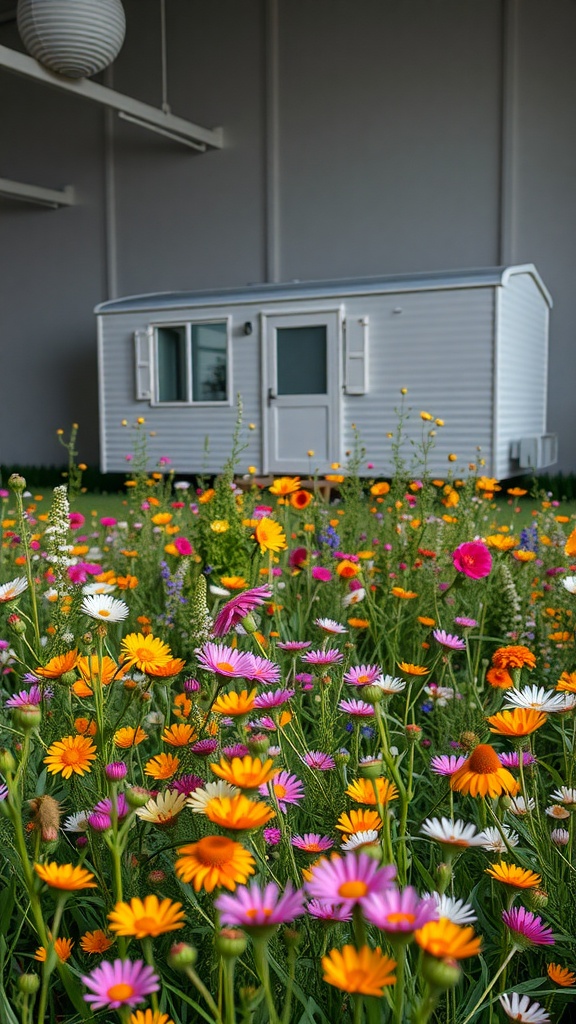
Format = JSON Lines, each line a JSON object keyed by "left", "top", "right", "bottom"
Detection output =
{"left": 99, "top": 307, "right": 262, "bottom": 474}
{"left": 496, "top": 274, "right": 549, "bottom": 477}
{"left": 341, "top": 289, "right": 495, "bottom": 476}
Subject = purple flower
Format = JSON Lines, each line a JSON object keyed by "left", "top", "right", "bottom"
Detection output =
{"left": 254, "top": 688, "right": 295, "bottom": 709}
{"left": 502, "top": 906, "right": 555, "bottom": 946}
{"left": 306, "top": 899, "right": 352, "bottom": 922}
{"left": 301, "top": 649, "right": 343, "bottom": 667}
{"left": 81, "top": 959, "right": 160, "bottom": 1010}
{"left": 430, "top": 754, "right": 467, "bottom": 776}
{"left": 105, "top": 762, "right": 127, "bottom": 781}
{"left": 454, "top": 616, "right": 478, "bottom": 629}
{"left": 302, "top": 751, "right": 336, "bottom": 771}
{"left": 191, "top": 738, "right": 218, "bottom": 757}
{"left": 362, "top": 886, "right": 437, "bottom": 933}
{"left": 292, "top": 833, "right": 334, "bottom": 852}
{"left": 277, "top": 641, "right": 312, "bottom": 651}
{"left": 432, "top": 629, "right": 466, "bottom": 651}
{"left": 216, "top": 881, "right": 306, "bottom": 930}
{"left": 498, "top": 751, "right": 537, "bottom": 769}
{"left": 263, "top": 827, "right": 282, "bottom": 845}
{"left": 338, "top": 699, "right": 375, "bottom": 717}
{"left": 222, "top": 744, "right": 250, "bottom": 759}
{"left": 5, "top": 685, "right": 44, "bottom": 708}
{"left": 246, "top": 656, "right": 281, "bottom": 685}
{"left": 212, "top": 585, "right": 272, "bottom": 637}
{"left": 172, "top": 774, "right": 205, "bottom": 795}
{"left": 343, "top": 665, "right": 381, "bottom": 687}
{"left": 305, "top": 852, "right": 397, "bottom": 906}
{"left": 311, "top": 566, "right": 332, "bottom": 582}
{"left": 260, "top": 770, "right": 305, "bottom": 811}
{"left": 196, "top": 643, "right": 255, "bottom": 678}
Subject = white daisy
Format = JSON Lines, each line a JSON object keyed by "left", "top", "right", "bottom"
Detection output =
{"left": 420, "top": 817, "right": 485, "bottom": 848}
{"left": 503, "top": 685, "right": 567, "bottom": 713}
{"left": 81, "top": 594, "right": 129, "bottom": 623}
{"left": 63, "top": 810, "right": 90, "bottom": 832}
{"left": 550, "top": 828, "right": 570, "bottom": 845}
{"left": 136, "top": 789, "right": 188, "bottom": 825}
{"left": 550, "top": 786, "right": 576, "bottom": 807}
{"left": 209, "top": 585, "right": 231, "bottom": 597}
{"left": 82, "top": 581, "right": 116, "bottom": 595}
{"left": 507, "top": 795, "right": 535, "bottom": 816}
{"left": 186, "top": 780, "right": 239, "bottom": 813}
{"left": 545, "top": 804, "right": 570, "bottom": 820}
{"left": 340, "top": 829, "right": 380, "bottom": 851}
{"left": 498, "top": 993, "right": 549, "bottom": 1024}
{"left": 423, "top": 893, "right": 477, "bottom": 925}
{"left": 477, "top": 825, "right": 519, "bottom": 853}
{"left": 562, "top": 576, "right": 576, "bottom": 594}
{"left": 0, "top": 577, "right": 28, "bottom": 603}
{"left": 342, "top": 588, "right": 366, "bottom": 606}
{"left": 314, "top": 617, "right": 347, "bottom": 634}
{"left": 374, "top": 675, "right": 406, "bottom": 695}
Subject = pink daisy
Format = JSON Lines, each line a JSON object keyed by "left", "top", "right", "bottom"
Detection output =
{"left": 246, "top": 656, "right": 281, "bottom": 685}
{"left": 429, "top": 754, "right": 467, "bottom": 776}
{"left": 338, "top": 698, "right": 375, "bottom": 717}
{"left": 172, "top": 774, "right": 205, "bottom": 795}
{"left": 221, "top": 744, "right": 250, "bottom": 758}
{"left": 306, "top": 900, "right": 352, "bottom": 922}
{"left": 301, "top": 649, "right": 343, "bottom": 666}
{"left": 314, "top": 618, "right": 347, "bottom": 634}
{"left": 254, "top": 688, "right": 295, "bottom": 709}
{"left": 454, "top": 616, "right": 478, "bottom": 628}
{"left": 498, "top": 751, "right": 537, "bottom": 769}
{"left": 190, "top": 738, "right": 219, "bottom": 756}
{"left": 502, "top": 907, "right": 555, "bottom": 947}
{"left": 196, "top": 643, "right": 255, "bottom": 678}
{"left": 260, "top": 770, "right": 305, "bottom": 812}
{"left": 82, "top": 959, "right": 159, "bottom": 1011}
{"left": 362, "top": 886, "right": 437, "bottom": 934}
{"left": 5, "top": 685, "right": 45, "bottom": 708}
{"left": 276, "top": 641, "right": 312, "bottom": 651}
{"left": 215, "top": 881, "right": 305, "bottom": 929}
{"left": 302, "top": 751, "right": 336, "bottom": 771}
{"left": 432, "top": 629, "right": 466, "bottom": 651}
{"left": 212, "top": 585, "right": 272, "bottom": 636}
{"left": 291, "top": 833, "right": 334, "bottom": 853}
{"left": 343, "top": 664, "right": 382, "bottom": 687}
{"left": 306, "top": 852, "right": 396, "bottom": 906}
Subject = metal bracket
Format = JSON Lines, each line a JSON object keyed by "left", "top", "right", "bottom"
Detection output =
{"left": 0, "top": 177, "right": 75, "bottom": 208}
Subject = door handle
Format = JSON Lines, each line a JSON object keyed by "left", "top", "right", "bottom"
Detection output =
{"left": 267, "top": 387, "right": 277, "bottom": 406}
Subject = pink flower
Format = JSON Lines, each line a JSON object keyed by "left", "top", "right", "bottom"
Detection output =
{"left": 213, "top": 586, "right": 272, "bottom": 637}
{"left": 301, "top": 649, "right": 343, "bottom": 667}
{"left": 173, "top": 536, "right": 193, "bottom": 556}
{"left": 245, "top": 656, "right": 281, "bottom": 685}
{"left": 362, "top": 886, "right": 437, "bottom": 933}
{"left": 254, "top": 688, "right": 295, "bottom": 709}
{"left": 311, "top": 566, "right": 332, "bottom": 582}
{"left": 82, "top": 959, "right": 159, "bottom": 1010}
{"left": 432, "top": 629, "right": 466, "bottom": 651}
{"left": 196, "top": 643, "right": 255, "bottom": 678}
{"left": 260, "top": 770, "right": 305, "bottom": 811}
{"left": 306, "top": 900, "right": 352, "bottom": 922}
{"left": 289, "top": 547, "right": 308, "bottom": 567}
{"left": 100, "top": 517, "right": 117, "bottom": 528}
{"left": 67, "top": 562, "right": 102, "bottom": 585}
{"left": 343, "top": 664, "right": 381, "bottom": 687}
{"left": 215, "top": 881, "right": 305, "bottom": 929}
{"left": 69, "top": 512, "right": 85, "bottom": 530}
{"left": 302, "top": 751, "right": 336, "bottom": 771}
{"left": 430, "top": 754, "right": 467, "bottom": 776}
{"left": 338, "top": 698, "right": 375, "bottom": 717}
{"left": 277, "top": 641, "right": 312, "bottom": 651}
{"left": 292, "top": 833, "right": 334, "bottom": 853}
{"left": 305, "top": 852, "right": 396, "bottom": 907}
{"left": 502, "top": 906, "right": 554, "bottom": 946}
{"left": 452, "top": 541, "right": 492, "bottom": 580}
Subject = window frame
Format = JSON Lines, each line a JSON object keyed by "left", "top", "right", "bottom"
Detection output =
{"left": 149, "top": 316, "right": 233, "bottom": 408}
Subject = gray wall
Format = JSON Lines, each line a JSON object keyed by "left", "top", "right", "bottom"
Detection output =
{"left": 1, "top": 0, "right": 575, "bottom": 472}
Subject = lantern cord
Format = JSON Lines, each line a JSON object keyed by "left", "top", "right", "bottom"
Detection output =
{"left": 160, "top": 0, "right": 170, "bottom": 114}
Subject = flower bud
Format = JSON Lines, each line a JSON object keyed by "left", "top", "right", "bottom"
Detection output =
{"left": 125, "top": 786, "right": 151, "bottom": 809}
{"left": 246, "top": 732, "right": 270, "bottom": 755}
{"left": 358, "top": 756, "right": 383, "bottom": 780}
{"left": 459, "top": 731, "right": 479, "bottom": 752}
{"left": 421, "top": 955, "right": 461, "bottom": 990}
{"left": 59, "top": 671, "right": 77, "bottom": 687}
{"left": 9, "top": 474, "right": 26, "bottom": 493}
{"left": 405, "top": 724, "right": 422, "bottom": 743}
{"left": 498, "top": 794, "right": 512, "bottom": 812}
{"left": 0, "top": 748, "right": 16, "bottom": 774}
{"left": 18, "top": 973, "right": 40, "bottom": 995}
{"left": 169, "top": 942, "right": 198, "bottom": 970}
{"left": 526, "top": 888, "right": 548, "bottom": 911}
{"left": 435, "top": 862, "right": 452, "bottom": 892}
{"left": 362, "top": 684, "right": 385, "bottom": 704}
{"left": 105, "top": 761, "right": 128, "bottom": 782}
{"left": 215, "top": 928, "right": 248, "bottom": 959}
{"left": 7, "top": 614, "right": 26, "bottom": 635}
{"left": 12, "top": 706, "right": 42, "bottom": 731}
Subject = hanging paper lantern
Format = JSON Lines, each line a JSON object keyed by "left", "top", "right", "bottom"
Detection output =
{"left": 17, "top": 0, "right": 126, "bottom": 79}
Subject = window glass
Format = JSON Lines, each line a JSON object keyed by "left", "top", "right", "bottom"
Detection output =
{"left": 157, "top": 326, "right": 187, "bottom": 402}
{"left": 191, "top": 322, "right": 228, "bottom": 402}
{"left": 276, "top": 325, "right": 327, "bottom": 394}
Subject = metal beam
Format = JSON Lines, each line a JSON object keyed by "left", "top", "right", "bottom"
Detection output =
{"left": 0, "top": 177, "right": 75, "bottom": 208}
{"left": 0, "top": 43, "right": 223, "bottom": 150}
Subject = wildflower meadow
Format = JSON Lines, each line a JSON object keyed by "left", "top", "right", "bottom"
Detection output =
{"left": 1, "top": 398, "right": 576, "bottom": 1024}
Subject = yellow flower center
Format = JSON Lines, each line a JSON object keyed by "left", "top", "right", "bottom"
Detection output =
{"left": 216, "top": 662, "right": 235, "bottom": 673}
{"left": 134, "top": 916, "right": 159, "bottom": 932}
{"left": 136, "top": 647, "right": 155, "bottom": 663}
{"left": 62, "top": 748, "right": 82, "bottom": 765}
{"left": 246, "top": 907, "right": 273, "bottom": 919}
{"left": 387, "top": 911, "right": 416, "bottom": 925}
{"left": 338, "top": 880, "right": 369, "bottom": 899}
{"left": 274, "top": 784, "right": 287, "bottom": 799}
{"left": 98, "top": 609, "right": 111, "bottom": 617}
{"left": 107, "top": 983, "right": 134, "bottom": 1001}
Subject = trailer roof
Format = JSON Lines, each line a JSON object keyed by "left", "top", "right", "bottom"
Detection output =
{"left": 95, "top": 264, "right": 552, "bottom": 314}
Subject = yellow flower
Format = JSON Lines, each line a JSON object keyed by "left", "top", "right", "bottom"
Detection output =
{"left": 211, "top": 520, "right": 230, "bottom": 533}
{"left": 120, "top": 633, "right": 173, "bottom": 674}
{"left": 414, "top": 918, "right": 481, "bottom": 959}
{"left": 204, "top": 793, "right": 276, "bottom": 830}
{"left": 212, "top": 689, "right": 257, "bottom": 716}
{"left": 211, "top": 755, "right": 277, "bottom": 789}
{"left": 76, "top": 654, "right": 124, "bottom": 690}
{"left": 34, "top": 862, "right": 97, "bottom": 890}
{"left": 268, "top": 476, "right": 301, "bottom": 496}
{"left": 108, "top": 895, "right": 186, "bottom": 938}
{"left": 391, "top": 586, "right": 418, "bottom": 599}
{"left": 130, "top": 1013, "right": 175, "bottom": 1024}
{"left": 144, "top": 753, "right": 180, "bottom": 780}
{"left": 398, "top": 662, "right": 429, "bottom": 677}
{"left": 162, "top": 723, "right": 198, "bottom": 746}
{"left": 44, "top": 735, "right": 97, "bottom": 779}
{"left": 450, "top": 744, "right": 519, "bottom": 799}
{"left": 345, "top": 778, "right": 398, "bottom": 806}
{"left": 220, "top": 576, "right": 248, "bottom": 590}
{"left": 485, "top": 862, "right": 541, "bottom": 889}
{"left": 114, "top": 726, "right": 148, "bottom": 748}
{"left": 335, "top": 808, "right": 383, "bottom": 837}
{"left": 151, "top": 512, "right": 173, "bottom": 525}
{"left": 254, "top": 517, "right": 287, "bottom": 553}
{"left": 486, "top": 534, "right": 517, "bottom": 551}
{"left": 486, "top": 708, "right": 547, "bottom": 737}
{"left": 322, "top": 945, "right": 396, "bottom": 997}
{"left": 175, "top": 835, "right": 256, "bottom": 892}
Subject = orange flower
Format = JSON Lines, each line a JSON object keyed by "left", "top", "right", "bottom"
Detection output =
{"left": 212, "top": 689, "right": 257, "bottom": 716}
{"left": 348, "top": 618, "right": 370, "bottom": 628}
{"left": 268, "top": 476, "right": 301, "bottom": 496}
{"left": 290, "top": 489, "right": 313, "bottom": 509}
{"left": 336, "top": 560, "right": 360, "bottom": 579}
{"left": 398, "top": 662, "right": 429, "bottom": 677}
{"left": 345, "top": 778, "right": 399, "bottom": 806}
{"left": 146, "top": 657, "right": 186, "bottom": 678}
{"left": 162, "top": 723, "right": 198, "bottom": 746}
{"left": 144, "top": 753, "right": 180, "bottom": 780}
{"left": 204, "top": 793, "right": 275, "bottom": 830}
{"left": 80, "top": 930, "right": 114, "bottom": 953}
{"left": 220, "top": 576, "right": 248, "bottom": 590}
{"left": 418, "top": 616, "right": 436, "bottom": 627}
{"left": 114, "top": 726, "right": 148, "bottom": 748}
{"left": 34, "top": 862, "right": 97, "bottom": 890}
{"left": 75, "top": 654, "right": 124, "bottom": 692}
{"left": 492, "top": 646, "right": 536, "bottom": 670}
{"left": 211, "top": 755, "right": 277, "bottom": 789}
{"left": 35, "top": 937, "right": 73, "bottom": 962}
{"left": 44, "top": 735, "right": 97, "bottom": 779}
{"left": 254, "top": 518, "right": 287, "bottom": 553}
{"left": 414, "top": 918, "right": 481, "bottom": 960}
{"left": 117, "top": 574, "right": 139, "bottom": 589}
{"left": 175, "top": 835, "right": 255, "bottom": 892}
{"left": 335, "top": 808, "right": 383, "bottom": 836}
{"left": 486, "top": 708, "right": 547, "bottom": 737}
{"left": 35, "top": 650, "right": 78, "bottom": 679}
{"left": 557, "top": 672, "right": 576, "bottom": 694}
{"left": 151, "top": 512, "right": 173, "bottom": 525}
{"left": 564, "top": 528, "right": 576, "bottom": 557}
{"left": 486, "top": 667, "right": 514, "bottom": 690}
{"left": 450, "top": 744, "right": 519, "bottom": 799}
{"left": 370, "top": 482, "right": 390, "bottom": 496}
{"left": 485, "top": 862, "right": 541, "bottom": 889}
{"left": 391, "top": 587, "right": 418, "bottom": 599}
{"left": 120, "top": 634, "right": 173, "bottom": 674}
{"left": 322, "top": 945, "right": 396, "bottom": 996}
{"left": 547, "top": 963, "right": 576, "bottom": 987}
{"left": 173, "top": 692, "right": 193, "bottom": 718}
{"left": 74, "top": 717, "right": 97, "bottom": 736}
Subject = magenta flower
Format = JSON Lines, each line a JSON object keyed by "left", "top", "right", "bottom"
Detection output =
{"left": 452, "top": 541, "right": 492, "bottom": 580}
{"left": 432, "top": 629, "right": 466, "bottom": 651}
{"left": 5, "top": 685, "right": 44, "bottom": 708}
{"left": 196, "top": 643, "right": 255, "bottom": 678}
{"left": 172, "top": 773, "right": 206, "bottom": 795}
{"left": 306, "top": 900, "right": 352, "bottom": 922}
{"left": 291, "top": 833, "right": 334, "bottom": 853}
{"left": 362, "top": 886, "right": 437, "bottom": 934}
{"left": 92, "top": 794, "right": 130, "bottom": 820}
{"left": 498, "top": 751, "right": 537, "bottom": 769}
{"left": 338, "top": 698, "right": 375, "bottom": 717}
{"left": 67, "top": 562, "right": 103, "bottom": 584}
{"left": 430, "top": 754, "right": 467, "bottom": 776}
{"left": 173, "top": 536, "right": 193, "bottom": 556}
{"left": 213, "top": 585, "right": 272, "bottom": 636}
{"left": 277, "top": 641, "right": 312, "bottom": 651}
{"left": 261, "top": 770, "right": 305, "bottom": 811}
{"left": 104, "top": 762, "right": 127, "bottom": 781}
{"left": 314, "top": 617, "right": 347, "bottom": 634}
{"left": 454, "top": 616, "right": 478, "bottom": 628}
{"left": 311, "top": 566, "right": 333, "bottom": 582}
{"left": 222, "top": 743, "right": 250, "bottom": 758}
{"left": 69, "top": 512, "right": 86, "bottom": 530}
{"left": 254, "top": 688, "right": 295, "bottom": 709}
{"left": 301, "top": 649, "right": 343, "bottom": 667}
{"left": 246, "top": 656, "right": 281, "bottom": 685}
{"left": 289, "top": 547, "right": 308, "bottom": 567}
{"left": 305, "top": 852, "right": 396, "bottom": 907}
{"left": 343, "top": 664, "right": 382, "bottom": 687}
{"left": 191, "top": 738, "right": 219, "bottom": 756}
{"left": 263, "top": 827, "right": 282, "bottom": 845}
{"left": 100, "top": 517, "right": 118, "bottom": 528}
{"left": 215, "top": 881, "right": 305, "bottom": 930}
{"left": 502, "top": 907, "right": 555, "bottom": 946}
{"left": 302, "top": 751, "right": 336, "bottom": 771}
{"left": 82, "top": 959, "right": 159, "bottom": 1010}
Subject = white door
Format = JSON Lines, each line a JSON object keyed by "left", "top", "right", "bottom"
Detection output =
{"left": 262, "top": 310, "right": 342, "bottom": 474}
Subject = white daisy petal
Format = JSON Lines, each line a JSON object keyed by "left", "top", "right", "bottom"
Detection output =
{"left": 498, "top": 993, "right": 549, "bottom": 1024}
{"left": 80, "top": 594, "right": 129, "bottom": 623}
{"left": 420, "top": 817, "right": 485, "bottom": 847}
{"left": 186, "top": 781, "right": 240, "bottom": 813}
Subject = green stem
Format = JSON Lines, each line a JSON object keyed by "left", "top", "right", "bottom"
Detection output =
{"left": 223, "top": 957, "right": 237, "bottom": 1024}
{"left": 253, "top": 937, "right": 281, "bottom": 1024}
{"left": 458, "top": 946, "right": 517, "bottom": 1024}
{"left": 392, "top": 943, "right": 406, "bottom": 1024}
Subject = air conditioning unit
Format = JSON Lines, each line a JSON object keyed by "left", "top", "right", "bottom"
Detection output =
{"left": 510, "top": 434, "right": 558, "bottom": 470}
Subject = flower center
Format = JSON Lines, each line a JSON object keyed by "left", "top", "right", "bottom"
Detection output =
{"left": 136, "top": 648, "right": 154, "bottom": 663}
{"left": 246, "top": 907, "right": 273, "bottom": 919}
{"left": 134, "top": 915, "right": 158, "bottom": 932}
{"left": 468, "top": 744, "right": 501, "bottom": 774}
{"left": 216, "top": 662, "right": 235, "bottom": 673}
{"left": 274, "top": 784, "right": 287, "bottom": 799}
{"left": 107, "top": 982, "right": 134, "bottom": 1001}
{"left": 62, "top": 748, "right": 82, "bottom": 765}
{"left": 357, "top": 674, "right": 370, "bottom": 684}
{"left": 197, "top": 836, "right": 235, "bottom": 865}
{"left": 338, "top": 880, "right": 369, "bottom": 899}
{"left": 98, "top": 609, "right": 111, "bottom": 617}
{"left": 387, "top": 911, "right": 416, "bottom": 925}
